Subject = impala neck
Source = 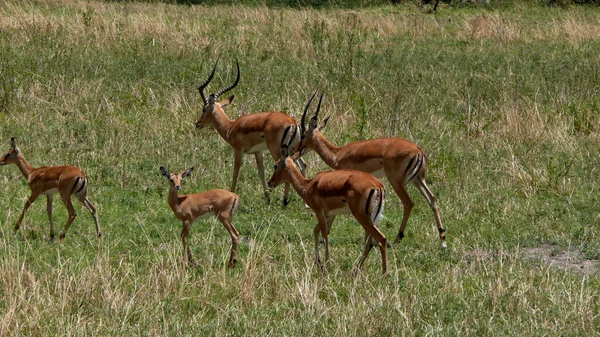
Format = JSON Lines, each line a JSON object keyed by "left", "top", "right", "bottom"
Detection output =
{"left": 284, "top": 158, "right": 310, "bottom": 200}
{"left": 312, "top": 130, "right": 342, "bottom": 169}
{"left": 210, "top": 107, "right": 234, "bottom": 143}
{"left": 167, "top": 185, "right": 181, "bottom": 210}
{"left": 15, "top": 152, "right": 34, "bottom": 180}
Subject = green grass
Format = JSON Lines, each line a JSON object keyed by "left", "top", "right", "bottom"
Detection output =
{"left": 1, "top": 0, "right": 599, "bottom": 335}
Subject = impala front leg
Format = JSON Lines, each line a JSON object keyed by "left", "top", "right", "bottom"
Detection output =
{"left": 14, "top": 193, "right": 39, "bottom": 234}
{"left": 182, "top": 220, "right": 195, "bottom": 266}
{"left": 230, "top": 150, "right": 243, "bottom": 193}
{"left": 47, "top": 195, "right": 54, "bottom": 241}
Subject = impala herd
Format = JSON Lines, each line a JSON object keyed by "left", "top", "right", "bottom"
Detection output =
{"left": 0, "top": 59, "right": 446, "bottom": 275}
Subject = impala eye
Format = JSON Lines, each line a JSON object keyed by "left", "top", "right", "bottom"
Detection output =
{"left": 273, "top": 164, "right": 278, "bottom": 170}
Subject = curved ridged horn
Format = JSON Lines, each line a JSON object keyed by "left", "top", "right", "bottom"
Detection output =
{"left": 215, "top": 58, "right": 240, "bottom": 99}
{"left": 301, "top": 90, "right": 318, "bottom": 134}
{"left": 313, "top": 91, "right": 325, "bottom": 121}
{"left": 198, "top": 58, "right": 219, "bottom": 105}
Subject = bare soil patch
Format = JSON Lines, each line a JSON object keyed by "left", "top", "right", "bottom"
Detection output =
{"left": 523, "top": 244, "right": 598, "bottom": 276}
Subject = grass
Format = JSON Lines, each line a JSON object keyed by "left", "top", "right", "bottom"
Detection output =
{"left": 1, "top": 0, "right": 599, "bottom": 335}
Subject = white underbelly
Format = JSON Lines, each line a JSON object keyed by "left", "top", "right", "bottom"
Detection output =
{"left": 41, "top": 188, "right": 59, "bottom": 196}
{"left": 246, "top": 142, "right": 268, "bottom": 154}
{"left": 196, "top": 212, "right": 213, "bottom": 220}
{"left": 370, "top": 168, "right": 386, "bottom": 179}
{"left": 327, "top": 205, "right": 351, "bottom": 216}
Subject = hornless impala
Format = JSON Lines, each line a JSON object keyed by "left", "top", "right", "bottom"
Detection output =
{"left": 194, "top": 58, "right": 305, "bottom": 205}
{"left": 268, "top": 145, "right": 388, "bottom": 275}
{"left": 0, "top": 137, "right": 101, "bottom": 241}
{"left": 295, "top": 92, "right": 446, "bottom": 247}
{"left": 160, "top": 166, "right": 241, "bottom": 267}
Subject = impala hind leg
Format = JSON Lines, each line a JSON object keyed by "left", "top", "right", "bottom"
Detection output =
{"left": 413, "top": 176, "right": 446, "bottom": 248}
{"left": 47, "top": 195, "right": 55, "bottom": 241}
{"left": 58, "top": 195, "right": 77, "bottom": 240}
{"left": 355, "top": 215, "right": 388, "bottom": 275}
{"left": 14, "top": 193, "right": 39, "bottom": 234}
{"left": 76, "top": 195, "right": 101, "bottom": 238}
{"left": 217, "top": 212, "right": 240, "bottom": 268}
{"left": 389, "top": 180, "right": 414, "bottom": 245}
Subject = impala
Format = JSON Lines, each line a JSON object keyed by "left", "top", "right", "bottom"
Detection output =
{"left": 0, "top": 137, "right": 101, "bottom": 241}
{"left": 268, "top": 145, "right": 388, "bottom": 275}
{"left": 295, "top": 92, "right": 446, "bottom": 248}
{"left": 195, "top": 58, "right": 305, "bottom": 205}
{"left": 160, "top": 166, "right": 241, "bottom": 267}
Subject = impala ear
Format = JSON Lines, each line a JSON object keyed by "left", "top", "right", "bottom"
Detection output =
{"left": 318, "top": 115, "right": 330, "bottom": 130}
{"left": 182, "top": 167, "right": 194, "bottom": 178}
{"left": 160, "top": 166, "right": 170, "bottom": 177}
{"left": 309, "top": 117, "right": 318, "bottom": 130}
{"left": 219, "top": 95, "right": 234, "bottom": 108}
{"left": 10, "top": 137, "right": 18, "bottom": 153}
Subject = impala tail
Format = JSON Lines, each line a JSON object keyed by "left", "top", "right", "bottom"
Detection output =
{"left": 71, "top": 176, "right": 88, "bottom": 195}
{"left": 366, "top": 188, "right": 385, "bottom": 225}
{"left": 403, "top": 153, "right": 425, "bottom": 186}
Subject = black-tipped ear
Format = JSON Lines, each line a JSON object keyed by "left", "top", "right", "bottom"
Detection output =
{"left": 160, "top": 166, "right": 170, "bottom": 177}
{"left": 11, "top": 137, "right": 19, "bottom": 153}
{"left": 318, "top": 115, "right": 330, "bottom": 130}
{"left": 309, "top": 117, "right": 318, "bottom": 130}
{"left": 182, "top": 167, "right": 194, "bottom": 178}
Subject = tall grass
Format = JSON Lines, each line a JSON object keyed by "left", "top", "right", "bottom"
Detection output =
{"left": 0, "top": 0, "right": 599, "bottom": 335}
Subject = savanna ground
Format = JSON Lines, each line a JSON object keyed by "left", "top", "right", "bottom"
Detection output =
{"left": 1, "top": 0, "right": 599, "bottom": 335}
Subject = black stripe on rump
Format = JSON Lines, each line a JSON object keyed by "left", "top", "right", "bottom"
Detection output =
{"left": 365, "top": 189, "right": 376, "bottom": 215}
{"left": 280, "top": 126, "right": 292, "bottom": 147}
{"left": 76, "top": 177, "right": 87, "bottom": 194}
{"left": 374, "top": 188, "right": 383, "bottom": 220}
{"left": 405, "top": 154, "right": 422, "bottom": 185}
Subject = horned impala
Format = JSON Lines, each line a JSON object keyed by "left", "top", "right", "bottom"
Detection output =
{"left": 0, "top": 137, "right": 101, "bottom": 241}
{"left": 195, "top": 58, "right": 305, "bottom": 205}
{"left": 295, "top": 92, "right": 446, "bottom": 248}
{"left": 268, "top": 145, "right": 388, "bottom": 275}
{"left": 160, "top": 166, "right": 241, "bottom": 268}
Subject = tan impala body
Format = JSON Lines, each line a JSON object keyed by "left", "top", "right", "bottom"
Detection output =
{"left": 0, "top": 137, "right": 101, "bottom": 241}
{"left": 195, "top": 58, "right": 304, "bottom": 205}
{"left": 296, "top": 92, "right": 446, "bottom": 247}
{"left": 268, "top": 146, "right": 388, "bottom": 275}
{"left": 161, "top": 166, "right": 241, "bottom": 268}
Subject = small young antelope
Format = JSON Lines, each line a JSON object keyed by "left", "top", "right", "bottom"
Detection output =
{"left": 160, "top": 166, "right": 241, "bottom": 268}
{"left": 0, "top": 137, "right": 101, "bottom": 241}
{"left": 268, "top": 145, "right": 388, "bottom": 275}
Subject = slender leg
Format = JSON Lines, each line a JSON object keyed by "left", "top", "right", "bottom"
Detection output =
{"left": 352, "top": 207, "right": 388, "bottom": 275}
{"left": 254, "top": 152, "right": 270, "bottom": 204}
{"left": 355, "top": 232, "right": 374, "bottom": 275}
{"left": 58, "top": 195, "right": 77, "bottom": 240}
{"left": 230, "top": 150, "right": 242, "bottom": 193}
{"left": 413, "top": 176, "right": 446, "bottom": 248}
{"left": 47, "top": 195, "right": 54, "bottom": 241}
{"left": 218, "top": 212, "right": 240, "bottom": 268}
{"left": 14, "top": 193, "right": 39, "bottom": 234}
{"left": 181, "top": 220, "right": 195, "bottom": 266}
{"left": 389, "top": 180, "right": 414, "bottom": 245}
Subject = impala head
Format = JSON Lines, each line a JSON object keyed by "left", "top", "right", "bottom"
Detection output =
{"left": 195, "top": 58, "right": 240, "bottom": 129}
{"left": 0, "top": 137, "right": 20, "bottom": 166}
{"left": 160, "top": 166, "right": 194, "bottom": 191}
{"left": 295, "top": 91, "right": 330, "bottom": 159}
{"left": 268, "top": 145, "right": 295, "bottom": 189}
